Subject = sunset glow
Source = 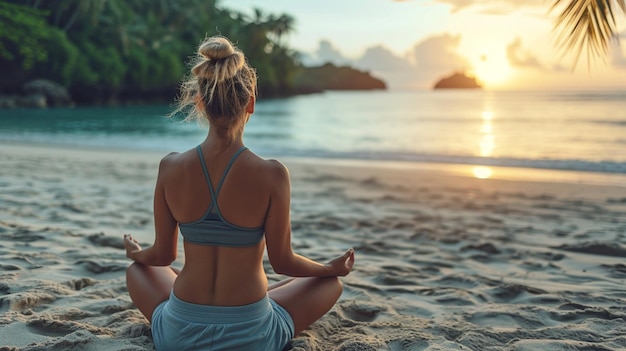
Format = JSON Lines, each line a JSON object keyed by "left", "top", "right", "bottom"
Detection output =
{"left": 472, "top": 166, "right": 493, "bottom": 179}
{"left": 479, "top": 111, "right": 495, "bottom": 157}
{"left": 471, "top": 53, "right": 513, "bottom": 89}
{"left": 227, "top": 0, "right": 626, "bottom": 90}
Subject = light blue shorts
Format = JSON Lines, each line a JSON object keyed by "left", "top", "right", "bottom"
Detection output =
{"left": 151, "top": 291, "right": 294, "bottom": 351}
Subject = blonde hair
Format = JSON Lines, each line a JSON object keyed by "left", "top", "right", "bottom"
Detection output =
{"left": 173, "top": 36, "right": 257, "bottom": 139}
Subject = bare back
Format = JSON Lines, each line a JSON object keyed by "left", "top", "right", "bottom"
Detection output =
{"left": 159, "top": 145, "right": 276, "bottom": 306}
{"left": 125, "top": 36, "right": 353, "bottom": 340}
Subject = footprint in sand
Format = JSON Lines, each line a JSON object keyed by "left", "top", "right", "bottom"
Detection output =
{"left": 341, "top": 302, "right": 385, "bottom": 322}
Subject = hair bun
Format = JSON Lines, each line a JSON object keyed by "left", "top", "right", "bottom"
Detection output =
{"left": 192, "top": 37, "right": 245, "bottom": 81}
{"left": 198, "top": 37, "right": 235, "bottom": 60}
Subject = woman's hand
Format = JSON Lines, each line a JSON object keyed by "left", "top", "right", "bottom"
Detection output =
{"left": 124, "top": 234, "right": 142, "bottom": 260}
{"left": 326, "top": 248, "right": 355, "bottom": 276}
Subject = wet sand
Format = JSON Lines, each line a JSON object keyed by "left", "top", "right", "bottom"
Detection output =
{"left": 1, "top": 143, "right": 626, "bottom": 350}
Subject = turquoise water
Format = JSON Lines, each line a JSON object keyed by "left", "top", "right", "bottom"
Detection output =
{"left": 1, "top": 90, "right": 625, "bottom": 174}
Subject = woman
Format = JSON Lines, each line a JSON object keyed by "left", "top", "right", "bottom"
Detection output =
{"left": 123, "top": 36, "right": 355, "bottom": 351}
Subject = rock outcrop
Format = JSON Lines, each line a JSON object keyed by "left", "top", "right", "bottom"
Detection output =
{"left": 433, "top": 72, "right": 481, "bottom": 90}
{"left": 0, "top": 79, "right": 73, "bottom": 108}
{"left": 23, "top": 79, "right": 73, "bottom": 106}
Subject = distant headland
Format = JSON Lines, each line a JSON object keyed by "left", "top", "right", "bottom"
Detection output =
{"left": 0, "top": 64, "right": 387, "bottom": 108}
{"left": 433, "top": 72, "right": 482, "bottom": 90}
{"left": 293, "top": 63, "right": 387, "bottom": 94}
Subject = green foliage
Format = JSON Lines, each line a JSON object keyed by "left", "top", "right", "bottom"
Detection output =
{"left": 0, "top": 2, "right": 50, "bottom": 69}
{"left": 123, "top": 42, "right": 186, "bottom": 91}
{"left": 3, "top": 0, "right": 300, "bottom": 102}
{"left": 125, "top": 46, "right": 152, "bottom": 88}
{"left": 38, "top": 28, "right": 96, "bottom": 86}
{"left": 82, "top": 41, "right": 127, "bottom": 87}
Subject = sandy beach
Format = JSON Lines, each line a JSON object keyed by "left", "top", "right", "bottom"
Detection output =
{"left": 1, "top": 142, "right": 626, "bottom": 351}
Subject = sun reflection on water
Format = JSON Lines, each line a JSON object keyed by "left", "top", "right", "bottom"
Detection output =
{"left": 479, "top": 110, "right": 495, "bottom": 157}
{"left": 472, "top": 166, "right": 493, "bottom": 179}
{"left": 474, "top": 110, "right": 496, "bottom": 179}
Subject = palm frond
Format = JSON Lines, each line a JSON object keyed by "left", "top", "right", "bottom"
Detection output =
{"left": 551, "top": 0, "right": 626, "bottom": 69}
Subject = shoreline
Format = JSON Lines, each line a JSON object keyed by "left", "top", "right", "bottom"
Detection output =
{"left": 3, "top": 141, "right": 626, "bottom": 188}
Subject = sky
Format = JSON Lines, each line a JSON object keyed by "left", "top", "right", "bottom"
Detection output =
{"left": 223, "top": 0, "right": 626, "bottom": 91}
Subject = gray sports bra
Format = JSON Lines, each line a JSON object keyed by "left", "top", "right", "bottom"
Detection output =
{"left": 178, "top": 146, "right": 264, "bottom": 247}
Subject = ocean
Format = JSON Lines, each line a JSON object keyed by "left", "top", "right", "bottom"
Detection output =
{"left": 1, "top": 89, "right": 625, "bottom": 177}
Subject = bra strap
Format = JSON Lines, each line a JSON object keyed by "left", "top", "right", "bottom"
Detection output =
{"left": 215, "top": 146, "right": 248, "bottom": 195}
{"left": 196, "top": 146, "right": 218, "bottom": 208}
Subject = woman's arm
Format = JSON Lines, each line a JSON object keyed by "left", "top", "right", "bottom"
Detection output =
{"left": 263, "top": 160, "right": 354, "bottom": 277}
{"left": 124, "top": 155, "right": 179, "bottom": 266}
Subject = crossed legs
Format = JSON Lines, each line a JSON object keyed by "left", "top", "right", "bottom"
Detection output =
{"left": 125, "top": 263, "right": 177, "bottom": 322}
{"left": 125, "top": 262, "right": 343, "bottom": 334}
{"left": 268, "top": 276, "right": 343, "bottom": 335}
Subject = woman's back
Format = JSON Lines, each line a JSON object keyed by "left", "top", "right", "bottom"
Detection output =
{"left": 161, "top": 145, "right": 275, "bottom": 306}
{"left": 124, "top": 36, "right": 353, "bottom": 351}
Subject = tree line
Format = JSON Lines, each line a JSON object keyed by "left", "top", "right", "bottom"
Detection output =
{"left": 0, "top": 0, "right": 300, "bottom": 103}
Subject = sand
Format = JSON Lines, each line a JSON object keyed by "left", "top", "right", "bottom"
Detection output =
{"left": 1, "top": 142, "right": 626, "bottom": 351}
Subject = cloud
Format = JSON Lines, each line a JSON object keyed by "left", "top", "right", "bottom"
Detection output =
{"left": 612, "top": 47, "right": 626, "bottom": 69}
{"left": 354, "top": 45, "right": 413, "bottom": 71}
{"left": 356, "top": 33, "right": 471, "bottom": 89}
{"left": 612, "top": 32, "right": 626, "bottom": 69}
{"left": 301, "top": 33, "right": 474, "bottom": 89}
{"left": 431, "top": 0, "right": 541, "bottom": 14}
{"left": 506, "top": 37, "right": 544, "bottom": 69}
{"left": 552, "top": 63, "right": 569, "bottom": 72}
{"left": 412, "top": 33, "right": 469, "bottom": 71}
{"left": 353, "top": 45, "right": 417, "bottom": 88}
{"left": 299, "top": 40, "right": 351, "bottom": 66}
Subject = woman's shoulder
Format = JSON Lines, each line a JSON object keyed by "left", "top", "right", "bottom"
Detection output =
{"left": 255, "top": 158, "right": 291, "bottom": 197}
{"left": 264, "top": 158, "right": 289, "bottom": 178}
{"left": 245, "top": 151, "right": 289, "bottom": 175}
{"left": 158, "top": 151, "right": 183, "bottom": 168}
{"left": 156, "top": 149, "right": 198, "bottom": 176}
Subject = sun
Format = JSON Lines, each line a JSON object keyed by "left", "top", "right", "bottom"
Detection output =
{"left": 472, "top": 166, "right": 493, "bottom": 179}
{"left": 470, "top": 52, "right": 513, "bottom": 89}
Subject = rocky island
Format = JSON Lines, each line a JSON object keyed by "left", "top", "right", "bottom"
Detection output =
{"left": 433, "top": 72, "right": 482, "bottom": 89}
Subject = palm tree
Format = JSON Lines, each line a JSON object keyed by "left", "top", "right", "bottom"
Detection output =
{"left": 270, "top": 13, "right": 296, "bottom": 45}
{"left": 551, "top": 0, "right": 626, "bottom": 68}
